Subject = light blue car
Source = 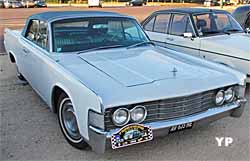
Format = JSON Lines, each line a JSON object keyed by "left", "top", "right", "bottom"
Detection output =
{"left": 4, "top": 11, "right": 247, "bottom": 153}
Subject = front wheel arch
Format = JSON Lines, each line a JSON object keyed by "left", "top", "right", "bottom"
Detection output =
{"left": 57, "top": 92, "right": 89, "bottom": 149}
{"left": 51, "top": 85, "right": 68, "bottom": 113}
{"left": 9, "top": 52, "right": 16, "bottom": 63}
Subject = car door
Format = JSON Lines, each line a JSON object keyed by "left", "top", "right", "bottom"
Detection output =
{"left": 167, "top": 14, "right": 200, "bottom": 57}
{"left": 21, "top": 19, "right": 51, "bottom": 101}
{"left": 143, "top": 13, "right": 171, "bottom": 48}
{"left": 19, "top": 19, "right": 39, "bottom": 84}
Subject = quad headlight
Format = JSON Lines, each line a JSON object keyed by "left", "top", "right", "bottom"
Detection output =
{"left": 224, "top": 87, "right": 235, "bottom": 102}
{"left": 112, "top": 105, "right": 147, "bottom": 126}
{"left": 215, "top": 90, "right": 225, "bottom": 105}
{"left": 130, "top": 105, "right": 147, "bottom": 123}
{"left": 215, "top": 87, "right": 236, "bottom": 106}
{"left": 112, "top": 108, "right": 130, "bottom": 126}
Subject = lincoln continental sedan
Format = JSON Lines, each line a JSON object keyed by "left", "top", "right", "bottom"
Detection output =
{"left": 142, "top": 8, "right": 250, "bottom": 82}
{"left": 4, "top": 11, "right": 247, "bottom": 153}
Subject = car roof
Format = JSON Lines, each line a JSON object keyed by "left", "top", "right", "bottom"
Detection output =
{"left": 28, "top": 11, "right": 134, "bottom": 22}
{"left": 233, "top": 5, "right": 250, "bottom": 13}
{"left": 154, "top": 8, "right": 229, "bottom": 15}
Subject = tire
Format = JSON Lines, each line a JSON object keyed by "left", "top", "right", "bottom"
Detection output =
{"left": 16, "top": 66, "right": 26, "bottom": 81}
{"left": 57, "top": 93, "right": 88, "bottom": 149}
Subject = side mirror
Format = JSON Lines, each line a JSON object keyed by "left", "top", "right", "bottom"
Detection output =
{"left": 245, "top": 28, "right": 250, "bottom": 34}
{"left": 183, "top": 32, "right": 193, "bottom": 38}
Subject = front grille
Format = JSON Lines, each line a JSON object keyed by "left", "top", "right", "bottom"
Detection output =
{"left": 104, "top": 90, "right": 216, "bottom": 131}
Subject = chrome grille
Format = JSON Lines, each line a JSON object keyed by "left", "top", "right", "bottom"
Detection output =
{"left": 104, "top": 90, "right": 216, "bottom": 131}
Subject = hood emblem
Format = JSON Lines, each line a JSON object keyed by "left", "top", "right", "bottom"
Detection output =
{"left": 171, "top": 67, "right": 178, "bottom": 76}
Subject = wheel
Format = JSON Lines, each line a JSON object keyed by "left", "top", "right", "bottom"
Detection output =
{"left": 57, "top": 93, "right": 88, "bottom": 149}
{"left": 16, "top": 66, "right": 26, "bottom": 81}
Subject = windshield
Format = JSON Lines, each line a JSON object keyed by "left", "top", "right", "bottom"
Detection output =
{"left": 193, "top": 12, "right": 243, "bottom": 36}
{"left": 52, "top": 17, "right": 149, "bottom": 52}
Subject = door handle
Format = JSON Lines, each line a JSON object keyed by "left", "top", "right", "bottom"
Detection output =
{"left": 166, "top": 38, "right": 174, "bottom": 41}
{"left": 22, "top": 48, "right": 30, "bottom": 55}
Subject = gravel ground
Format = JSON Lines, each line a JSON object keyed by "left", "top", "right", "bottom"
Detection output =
{"left": 0, "top": 54, "right": 249, "bottom": 161}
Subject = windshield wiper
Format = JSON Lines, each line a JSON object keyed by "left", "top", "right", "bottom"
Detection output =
{"left": 203, "top": 31, "right": 221, "bottom": 35}
{"left": 77, "top": 45, "right": 125, "bottom": 54}
{"left": 127, "top": 41, "right": 155, "bottom": 49}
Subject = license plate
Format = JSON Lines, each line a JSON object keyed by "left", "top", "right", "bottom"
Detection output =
{"left": 169, "top": 122, "right": 193, "bottom": 134}
{"left": 111, "top": 124, "right": 153, "bottom": 149}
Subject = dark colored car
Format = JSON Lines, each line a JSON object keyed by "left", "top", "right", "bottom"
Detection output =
{"left": 34, "top": 0, "right": 47, "bottom": 7}
{"left": 204, "top": 0, "right": 220, "bottom": 6}
{"left": 232, "top": 5, "right": 250, "bottom": 29}
{"left": 126, "top": 0, "right": 147, "bottom": 6}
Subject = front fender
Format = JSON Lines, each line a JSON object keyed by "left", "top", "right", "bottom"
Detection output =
{"left": 50, "top": 81, "right": 102, "bottom": 141}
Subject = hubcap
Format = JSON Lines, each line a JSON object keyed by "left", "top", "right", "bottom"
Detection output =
{"left": 61, "top": 99, "right": 82, "bottom": 142}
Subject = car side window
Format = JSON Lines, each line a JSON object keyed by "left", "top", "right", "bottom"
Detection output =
{"left": 153, "top": 14, "right": 171, "bottom": 33}
{"left": 144, "top": 16, "right": 155, "bottom": 31}
{"left": 170, "top": 14, "right": 194, "bottom": 36}
{"left": 193, "top": 14, "right": 211, "bottom": 35}
{"left": 25, "top": 20, "right": 49, "bottom": 51}
{"left": 123, "top": 20, "right": 142, "bottom": 41}
{"left": 245, "top": 14, "right": 250, "bottom": 29}
{"left": 37, "top": 21, "right": 49, "bottom": 50}
{"left": 26, "top": 20, "right": 39, "bottom": 42}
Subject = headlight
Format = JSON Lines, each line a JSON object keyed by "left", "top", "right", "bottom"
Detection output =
{"left": 225, "top": 87, "right": 235, "bottom": 102}
{"left": 215, "top": 90, "right": 225, "bottom": 105}
{"left": 112, "top": 108, "right": 130, "bottom": 126}
{"left": 130, "top": 105, "right": 147, "bottom": 123}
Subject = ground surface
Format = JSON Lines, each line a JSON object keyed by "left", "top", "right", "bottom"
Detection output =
{"left": 0, "top": 5, "right": 250, "bottom": 161}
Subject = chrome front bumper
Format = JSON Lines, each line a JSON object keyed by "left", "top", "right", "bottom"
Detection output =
{"left": 88, "top": 98, "right": 247, "bottom": 153}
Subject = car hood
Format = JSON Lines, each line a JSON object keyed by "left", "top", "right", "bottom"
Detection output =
{"left": 200, "top": 33, "right": 250, "bottom": 61}
{"left": 78, "top": 47, "right": 227, "bottom": 87}
{"left": 56, "top": 46, "right": 240, "bottom": 107}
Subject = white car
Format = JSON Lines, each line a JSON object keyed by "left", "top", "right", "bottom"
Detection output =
{"left": 4, "top": 11, "right": 247, "bottom": 153}
{"left": 142, "top": 8, "right": 250, "bottom": 82}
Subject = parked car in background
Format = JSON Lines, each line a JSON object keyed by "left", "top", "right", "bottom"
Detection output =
{"left": 20, "top": 0, "right": 35, "bottom": 7}
{"left": 34, "top": 0, "right": 47, "bottom": 7}
{"left": 142, "top": 8, "right": 250, "bottom": 82}
{"left": 0, "top": 0, "right": 4, "bottom": 8}
{"left": 11, "top": 1, "right": 23, "bottom": 8}
{"left": 4, "top": 11, "right": 247, "bottom": 153}
{"left": 204, "top": 0, "right": 219, "bottom": 7}
{"left": 232, "top": 5, "right": 250, "bottom": 29}
{"left": 243, "top": 0, "right": 250, "bottom": 4}
{"left": 3, "top": 0, "right": 12, "bottom": 8}
{"left": 126, "top": 0, "right": 147, "bottom": 6}
{"left": 88, "top": 0, "right": 102, "bottom": 7}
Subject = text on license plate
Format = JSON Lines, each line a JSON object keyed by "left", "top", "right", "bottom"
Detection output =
{"left": 169, "top": 122, "right": 193, "bottom": 134}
